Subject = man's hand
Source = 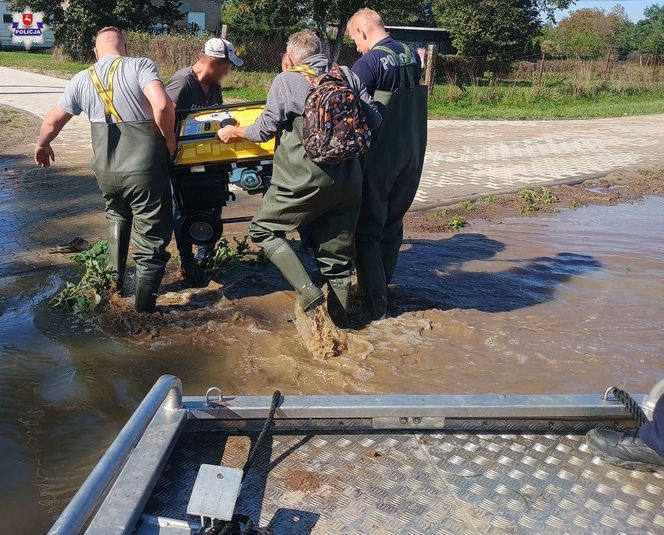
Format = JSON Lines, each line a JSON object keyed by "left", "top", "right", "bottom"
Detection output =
{"left": 165, "top": 133, "right": 177, "bottom": 156}
{"left": 34, "top": 107, "right": 72, "bottom": 168}
{"left": 217, "top": 125, "right": 245, "bottom": 144}
{"left": 35, "top": 144, "right": 55, "bottom": 168}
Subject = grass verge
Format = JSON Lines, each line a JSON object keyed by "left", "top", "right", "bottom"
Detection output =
{"left": 0, "top": 50, "right": 88, "bottom": 78}
{"left": 429, "top": 84, "right": 664, "bottom": 119}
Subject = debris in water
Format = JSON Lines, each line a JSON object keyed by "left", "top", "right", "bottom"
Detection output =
{"left": 294, "top": 302, "right": 347, "bottom": 359}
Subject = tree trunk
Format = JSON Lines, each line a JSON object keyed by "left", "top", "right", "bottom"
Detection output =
{"left": 329, "top": 20, "right": 347, "bottom": 63}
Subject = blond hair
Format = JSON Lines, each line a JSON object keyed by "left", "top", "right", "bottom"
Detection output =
{"left": 348, "top": 8, "right": 385, "bottom": 29}
{"left": 286, "top": 29, "right": 322, "bottom": 63}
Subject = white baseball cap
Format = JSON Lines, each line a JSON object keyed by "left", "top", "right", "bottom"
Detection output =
{"left": 203, "top": 38, "right": 244, "bottom": 67}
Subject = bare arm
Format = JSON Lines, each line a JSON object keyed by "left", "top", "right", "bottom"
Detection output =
{"left": 217, "top": 75, "right": 288, "bottom": 144}
{"left": 143, "top": 80, "right": 176, "bottom": 154}
{"left": 34, "top": 106, "right": 72, "bottom": 168}
{"left": 217, "top": 125, "right": 246, "bottom": 144}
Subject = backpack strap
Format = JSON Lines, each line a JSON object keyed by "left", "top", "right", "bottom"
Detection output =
{"left": 372, "top": 43, "right": 416, "bottom": 88}
{"left": 88, "top": 56, "right": 124, "bottom": 124}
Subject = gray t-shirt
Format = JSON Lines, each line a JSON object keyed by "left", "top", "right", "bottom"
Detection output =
{"left": 165, "top": 67, "right": 222, "bottom": 110}
{"left": 58, "top": 55, "right": 161, "bottom": 123}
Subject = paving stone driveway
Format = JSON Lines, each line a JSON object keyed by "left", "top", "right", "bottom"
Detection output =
{"left": 421, "top": 115, "right": 664, "bottom": 208}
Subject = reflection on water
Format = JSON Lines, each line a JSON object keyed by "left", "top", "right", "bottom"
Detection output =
{"left": 1, "top": 197, "right": 663, "bottom": 532}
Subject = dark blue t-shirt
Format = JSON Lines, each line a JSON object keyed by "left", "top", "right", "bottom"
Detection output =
{"left": 351, "top": 37, "right": 422, "bottom": 96}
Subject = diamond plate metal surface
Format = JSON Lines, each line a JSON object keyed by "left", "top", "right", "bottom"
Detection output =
{"left": 143, "top": 431, "right": 664, "bottom": 534}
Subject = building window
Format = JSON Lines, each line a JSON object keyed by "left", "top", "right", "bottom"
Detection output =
{"left": 187, "top": 11, "right": 205, "bottom": 35}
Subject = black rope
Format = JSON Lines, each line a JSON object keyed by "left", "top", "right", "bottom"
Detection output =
{"left": 206, "top": 391, "right": 281, "bottom": 535}
{"left": 244, "top": 390, "right": 281, "bottom": 475}
{"left": 608, "top": 387, "right": 649, "bottom": 427}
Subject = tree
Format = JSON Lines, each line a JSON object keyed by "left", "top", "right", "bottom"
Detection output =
{"left": 309, "top": 0, "right": 435, "bottom": 62}
{"left": 222, "top": 0, "right": 307, "bottom": 43}
{"left": 222, "top": 0, "right": 434, "bottom": 62}
{"left": 155, "top": 0, "right": 184, "bottom": 32}
{"left": 632, "top": 4, "right": 664, "bottom": 56}
{"left": 113, "top": 0, "right": 153, "bottom": 31}
{"left": 552, "top": 7, "right": 631, "bottom": 59}
{"left": 433, "top": 0, "right": 541, "bottom": 59}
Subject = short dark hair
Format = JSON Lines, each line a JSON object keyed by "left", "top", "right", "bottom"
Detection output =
{"left": 96, "top": 26, "right": 125, "bottom": 40}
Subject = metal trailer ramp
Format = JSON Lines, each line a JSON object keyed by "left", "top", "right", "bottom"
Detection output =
{"left": 49, "top": 376, "right": 664, "bottom": 535}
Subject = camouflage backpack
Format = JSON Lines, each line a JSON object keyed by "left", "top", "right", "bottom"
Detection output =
{"left": 290, "top": 63, "right": 371, "bottom": 164}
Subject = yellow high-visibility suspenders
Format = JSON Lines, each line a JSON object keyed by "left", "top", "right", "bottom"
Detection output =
{"left": 88, "top": 57, "right": 124, "bottom": 123}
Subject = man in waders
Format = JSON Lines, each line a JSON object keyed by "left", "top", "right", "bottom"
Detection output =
{"left": 216, "top": 30, "right": 380, "bottom": 354}
{"left": 166, "top": 38, "right": 243, "bottom": 286}
{"left": 34, "top": 27, "right": 175, "bottom": 313}
{"left": 347, "top": 9, "right": 428, "bottom": 320}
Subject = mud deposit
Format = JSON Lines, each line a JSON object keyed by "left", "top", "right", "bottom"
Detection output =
{"left": 1, "top": 195, "right": 664, "bottom": 531}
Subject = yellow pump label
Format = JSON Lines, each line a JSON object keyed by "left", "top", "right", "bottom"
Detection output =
{"left": 175, "top": 103, "right": 275, "bottom": 166}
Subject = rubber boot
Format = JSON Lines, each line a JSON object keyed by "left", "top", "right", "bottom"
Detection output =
{"left": 368, "top": 290, "right": 389, "bottom": 321}
{"left": 266, "top": 241, "right": 324, "bottom": 311}
{"left": 135, "top": 277, "right": 160, "bottom": 313}
{"left": 327, "top": 277, "right": 351, "bottom": 328}
{"left": 107, "top": 219, "right": 131, "bottom": 294}
{"left": 356, "top": 251, "right": 389, "bottom": 321}
{"left": 180, "top": 256, "right": 210, "bottom": 288}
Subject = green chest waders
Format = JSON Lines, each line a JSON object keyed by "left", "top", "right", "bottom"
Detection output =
{"left": 355, "top": 44, "right": 428, "bottom": 319}
{"left": 89, "top": 59, "right": 172, "bottom": 313}
{"left": 249, "top": 117, "right": 362, "bottom": 318}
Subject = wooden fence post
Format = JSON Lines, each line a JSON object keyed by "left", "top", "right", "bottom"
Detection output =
{"left": 537, "top": 48, "right": 545, "bottom": 86}
{"left": 653, "top": 45, "right": 659, "bottom": 83}
{"left": 424, "top": 44, "right": 437, "bottom": 95}
{"left": 603, "top": 50, "right": 612, "bottom": 80}
{"left": 221, "top": 24, "right": 228, "bottom": 39}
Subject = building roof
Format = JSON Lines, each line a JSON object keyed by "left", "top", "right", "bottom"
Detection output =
{"left": 385, "top": 25, "right": 449, "bottom": 33}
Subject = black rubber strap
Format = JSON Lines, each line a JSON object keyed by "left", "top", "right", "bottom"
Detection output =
{"left": 609, "top": 387, "right": 649, "bottom": 426}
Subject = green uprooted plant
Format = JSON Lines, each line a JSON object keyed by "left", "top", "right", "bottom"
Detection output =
{"left": 449, "top": 215, "right": 468, "bottom": 231}
{"left": 518, "top": 187, "right": 558, "bottom": 212}
{"left": 209, "top": 235, "right": 252, "bottom": 269}
{"left": 51, "top": 241, "right": 114, "bottom": 315}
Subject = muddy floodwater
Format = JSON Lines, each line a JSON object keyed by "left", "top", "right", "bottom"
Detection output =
{"left": 1, "top": 197, "right": 663, "bottom": 532}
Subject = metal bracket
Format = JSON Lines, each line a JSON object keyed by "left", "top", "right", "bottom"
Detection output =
{"left": 205, "top": 387, "right": 223, "bottom": 407}
{"left": 187, "top": 465, "right": 243, "bottom": 524}
{"left": 603, "top": 386, "right": 619, "bottom": 401}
